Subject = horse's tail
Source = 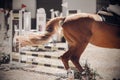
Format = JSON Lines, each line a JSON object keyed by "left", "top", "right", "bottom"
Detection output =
{"left": 40, "top": 17, "right": 65, "bottom": 42}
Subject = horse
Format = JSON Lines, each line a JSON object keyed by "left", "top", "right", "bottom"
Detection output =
{"left": 16, "top": 13, "right": 120, "bottom": 73}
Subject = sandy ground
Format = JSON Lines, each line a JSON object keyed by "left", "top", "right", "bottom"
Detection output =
{"left": 0, "top": 69, "right": 58, "bottom": 80}
{"left": 81, "top": 44, "right": 120, "bottom": 80}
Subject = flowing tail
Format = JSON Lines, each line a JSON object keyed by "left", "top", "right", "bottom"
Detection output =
{"left": 39, "top": 17, "right": 65, "bottom": 42}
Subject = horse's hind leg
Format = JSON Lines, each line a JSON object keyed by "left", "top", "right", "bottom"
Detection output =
{"left": 70, "top": 43, "right": 89, "bottom": 72}
{"left": 60, "top": 45, "right": 75, "bottom": 70}
{"left": 60, "top": 45, "right": 85, "bottom": 71}
{"left": 60, "top": 50, "right": 71, "bottom": 70}
{"left": 70, "top": 53, "right": 84, "bottom": 72}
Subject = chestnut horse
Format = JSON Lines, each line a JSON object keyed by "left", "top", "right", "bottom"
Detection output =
{"left": 17, "top": 13, "right": 120, "bottom": 72}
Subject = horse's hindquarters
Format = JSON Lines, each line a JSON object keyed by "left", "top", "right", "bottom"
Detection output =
{"left": 80, "top": 44, "right": 120, "bottom": 80}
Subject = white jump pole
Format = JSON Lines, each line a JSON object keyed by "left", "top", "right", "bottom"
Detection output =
{"left": 0, "top": 11, "right": 5, "bottom": 44}
{"left": 18, "top": 9, "right": 26, "bottom": 65}
{"left": 36, "top": 8, "right": 46, "bottom": 34}
{"left": 0, "top": 11, "right": 5, "bottom": 32}
{"left": 19, "top": 9, "right": 23, "bottom": 35}
{"left": 9, "top": 9, "right": 25, "bottom": 64}
{"left": 23, "top": 12, "right": 31, "bottom": 32}
{"left": 50, "top": 9, "right": 54, "bottom": 19}
{"left": 9, "top": 10, "right": 13, "bottom": 63}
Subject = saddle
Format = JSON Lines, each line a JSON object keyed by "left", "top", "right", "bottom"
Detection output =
{"left": 97, "top": 8, "right": 120, "bottom": 26}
